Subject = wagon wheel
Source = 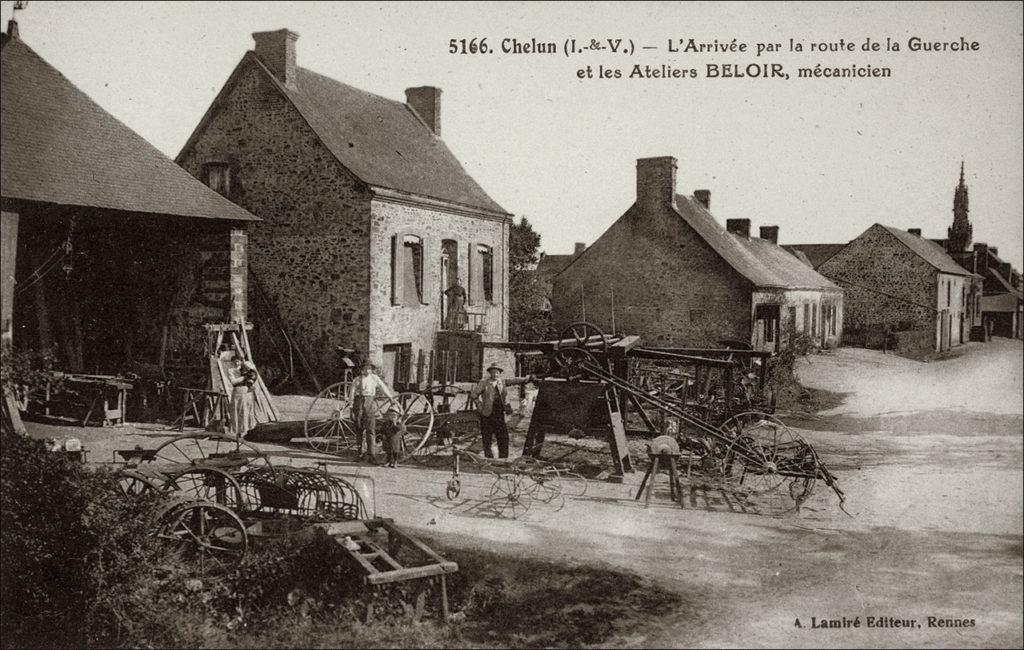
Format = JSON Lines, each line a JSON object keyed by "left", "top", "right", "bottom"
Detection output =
{"left": 553, "top": 347, "right": 600, "bottom": 378}
{"left": 373, "top": 392, "right": 435, "bottom": 460}
{"left": 557, "top": 321, "right": 609, "bottom": 356}
{"left": 720, "top": 412, "right": 816, "bottom": 514}
{"left": 488, "top": 472, "right": 534, "bottom": 519}
{"left": 156, "top": 500, "right": 248, "bottom": 574}
{"left": 116, "top": 470, "right": 163, "bottom": 497}
{"left": 162, "top": 466, "right": 246, "bottom": 511}
{"left": 425, "top": 384, "right": 476, "bottom": 414}
{"left": 148, "top": 433, "right": 272, "bottom": 472}
{"left": 523, "top": 466, "right": 563, "bottom": 505}
{"left": 304, "top": 381, "right": 358, "bottom": 455}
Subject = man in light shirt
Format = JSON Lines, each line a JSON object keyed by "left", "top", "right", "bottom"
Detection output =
{"left": 348, "top": 363, "right": 397, "bottom": 463}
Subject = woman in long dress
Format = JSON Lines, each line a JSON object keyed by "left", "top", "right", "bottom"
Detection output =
{"left": 225, "top": 351, "right": 257, "bottom": 439}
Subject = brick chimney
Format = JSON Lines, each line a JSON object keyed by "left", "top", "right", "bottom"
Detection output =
{"left": 694, "top": 189, "right": 711, "bottom": 210}
{"left": 990, "top": 246, "right": 999, "bottom": 257}
{"left": 253, "top": 29, "right": 299, "bottom": 89}
{"left": 999, "top": 261, "right": 1012, "bottom": 278}
{"left": 726, "top": 219, "right": 751, "bottom": 238}
{"left": 907, "top": 228, "right": 922, "bottom": 237}
{"left": 759, "top": 225, "right": 779, "bottom": 244}
{"left": 7, "top": 19, "right": 18, "bottom": 39}
{"left": 406, "top": 87, "right": 442, "bottom": 135}
{"left": 973, "top": 243, "right": 989, "bottom": 274}
{"left": 636, "top": 157, "right": 677, "bottom": 211}
{"left": 573, "top": 242, "right": 586, "bottom": 257}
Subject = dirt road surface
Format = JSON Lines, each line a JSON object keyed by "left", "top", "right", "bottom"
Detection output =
{"left": 21, "top": 339, "right": 1023, "bottom": 648}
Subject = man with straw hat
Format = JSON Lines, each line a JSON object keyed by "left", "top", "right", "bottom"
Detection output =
{"left": 470, "top": 363, "right": 535, "bottom": 459}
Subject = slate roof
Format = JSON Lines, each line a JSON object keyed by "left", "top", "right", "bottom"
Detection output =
{"left": 879, "top": 225, "right": 975, "bottom": 276}
{"left": 987, "top": 267, "right": 1023, "bottom": 299}
{"left": 0, "top": 34, "right": 258, "bottom": 222}
{"left": 535, "top": 254, "right": 577, "bottom": 280}
{"left": 188, "top": 52, "right": 507, "bottom": 215}
{"left": 673, "top": 194, "right": 840, "bottom": 291}
{"left": 782, "top": 244, "right": 846, "bottom": 269}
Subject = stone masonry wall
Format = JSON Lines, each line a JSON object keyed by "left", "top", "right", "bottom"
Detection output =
{"left": 818, "top": 225, "right": 938, "bottom": 333}
{"left": 552, "top": 202, "right": 751, "bottom": 346}
{"left": 179, "top": 59, "right": 372, "bottom": 382}
{"left": 368, "top": 198, "right": 508, "bottom": 369}
{"left": 752, "top": 288, "right": 844, "bottom": 350}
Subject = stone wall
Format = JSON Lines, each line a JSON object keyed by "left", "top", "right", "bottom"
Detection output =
{"left": 818, "top": 225, "right": 938, "bottom": 335}
{"left": 178, "top": 59, "right": 373, "bottom": 382}
{"left": 368, "top": 198, "right": 508, "bottom": 368}
{"left": 552, "top": 202, "right": 752, "bottom": 346}
{"left": 751, "top": 288, "right": 844, "bottom": 350}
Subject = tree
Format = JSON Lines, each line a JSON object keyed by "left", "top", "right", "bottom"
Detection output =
{"left": 508, "top": 217, "right": 552, "bottom": 341}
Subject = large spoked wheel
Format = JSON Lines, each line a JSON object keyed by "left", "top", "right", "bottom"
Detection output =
{"left": 375, "top": 392, "right": 435, "bottom": 460}
{"left": 557, "top": 321, "right": 609, "bottom": 356}
{"left": 304, "top": 381, "right": 358, "bottom": 455}
{"left": 553, "top": 347, "right": 600, "bottom": 378}
{"left": 488, "top": 473, "right": 534, "bottom": 519}
{"left": 148, "top": 434, "right": 272, "bottom": 471}
{"left": 156, "top": 500, "right": 248, "bottom": 575}
{"left": 116, "top": 470, "right": 163, "bottom": 497}
{"left": 720, "top": 412, "right": 816, "bottom": 515}
{"left": 162, "top": 466, "right": 246, "bottom": 511}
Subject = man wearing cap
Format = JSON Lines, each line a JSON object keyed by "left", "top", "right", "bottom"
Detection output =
{"left": 347, "top": 363, "right": 397, "bottom": 463}
{"left": 470, "top": 364, "right": 534, "bottom": 459}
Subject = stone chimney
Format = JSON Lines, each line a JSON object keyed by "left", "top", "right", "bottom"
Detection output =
{"left": 990, "top": 246, "right": 999, "bottom": 257}
{"left": 7, "top": 19, "right": 18, "bottom": 39}
{"left": 999, "top": 261, "right": 1012, "bottom": 278}
{"left": 573, "top": 242, "right": 586, "bottom": 257}
{"left": 405, "top": 87, "right": 442, "bottom": 135}
{"left": 694, "top": 189, "right": 711, "bottom": 210}
{"left": 973, "top": 243, "right": 989, "bottom": 274}
{"left": 726, "top": 219, "right": 751, "bottom": 238}
{"left": 759, "top": 225, "right": 779, "bottom": 244}
{"left": 253, "top": 29, "right": 299, "bottom": 88}
{"left": 636, "top": 157, "right": 677, "bottom": 211}
{"left": 907, "top": 228, "right": 922, "bottom": 237}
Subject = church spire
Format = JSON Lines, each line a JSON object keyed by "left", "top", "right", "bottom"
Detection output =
{"left": 948, "top": 160, "right": 972, "bottom": 252}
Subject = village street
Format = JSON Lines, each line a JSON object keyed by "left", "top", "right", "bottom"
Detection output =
{"left": 20, "top": 338, "right": 1023, "bottom": 648}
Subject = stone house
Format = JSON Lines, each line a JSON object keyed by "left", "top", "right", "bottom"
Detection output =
{"left": 1, "top": 22, "right": 257, "bottom": 378}
{"left": 177, "top": 29, "right": 512, "bottom": 385}
{"left": 533, "top": 242, "right": 586, "bottom": 312}
{"left": 970, "top": 244, "right": 1022, "bottom": 339}
{"left": 817, "top": 224, "right": 977, "bottom": 354}
{"left": 551, "top": 156, "right": 843, "bottom": 352}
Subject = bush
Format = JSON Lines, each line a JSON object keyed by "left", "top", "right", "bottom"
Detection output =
{"left": 0, "top": 428, "right": 168, "bottom": 647}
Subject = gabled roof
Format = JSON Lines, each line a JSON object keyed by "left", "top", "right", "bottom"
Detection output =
{"left": 183, "top": 51, "right": 508, "bottom": 216}
{"left": 536, "top": 254, "right": 577, "bottom": 279}
{"left": 783, "top": 244, "right": 845, "bottom": 269}
{"left": 787, "top": 249, "right": 815, "bottom": 268}
{"left": 878, "top": 225, "right": 975, "bottom": 276}
{"left": 0, "top": 35, "right": 257, "bottom": 222}
{"left": 987, "top": 267, "right": 1023, "bottom": 299}
{"left": 673, "top": 194, "right": 840, "bottom": 291}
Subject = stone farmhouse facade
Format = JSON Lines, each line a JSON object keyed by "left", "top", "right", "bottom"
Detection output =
{"left": 818, "top": 224, "right": 976, "bottom": 354}
{"left": 177, "top": 30, "right": 512, "bottom": 384}
{"left": 551, "top": 156, "right": 843, "bottom": 352}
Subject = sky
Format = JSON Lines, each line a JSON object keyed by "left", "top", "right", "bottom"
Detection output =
{"left": 3, "top": 1, "right": 1022, "bottom": 268}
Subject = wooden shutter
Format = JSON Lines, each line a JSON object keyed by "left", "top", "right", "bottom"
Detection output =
{"left": 421, "top": 235, "right": 434, "bottom": 304}
{"left": 468, "top": 241, "right": 478, "bottom": 306}
{"left": 391, "top": 235, "right": 403, "bottom": 306}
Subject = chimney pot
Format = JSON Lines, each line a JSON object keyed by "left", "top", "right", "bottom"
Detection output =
{"left": 907, "top": 228, "right": 922, "bottom": 237}
{"left": 636, "top": 157, "right": 678, "bottom": 210}
{"left": 405, "top": 86, "right": 442, "bottom": 136}
{"left": 726, "top": 219, "right": 751, "bottom": 238}
{"left": 573, "top": 242, "right": 586, "bottom": 256}
{"left": 253, "top": 29, "right": 299, "bottom": 88}
{"left": 759, "top": 225, "right": 779, "bottom": 244}
{"left": 693, "top": 189, "right": 711, "bottom": 210}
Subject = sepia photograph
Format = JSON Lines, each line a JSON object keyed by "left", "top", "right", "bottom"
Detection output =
{"left": 1, "top": 1, "right": 1021, "bottom": 648}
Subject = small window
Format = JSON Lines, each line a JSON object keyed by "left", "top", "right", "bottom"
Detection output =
{"left": 946, "top": 281, "right": 951, "bottom": 308}
{"left": 802, "top": 304, "right": 810, "bottom": 333}
{"left": 204, "top": 162, "right": 232, "bottom": 198}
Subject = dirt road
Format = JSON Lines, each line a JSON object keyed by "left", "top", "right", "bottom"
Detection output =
{"left": 21, "top": 339, "right": 1023, "bottom": 648}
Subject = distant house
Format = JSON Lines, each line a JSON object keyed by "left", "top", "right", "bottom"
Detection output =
{"left": 817, "top": 224, "right": 977, "bottom": 354}
{"left": 971, "top": 244, "right": 1023, "bottom": 339}
{"left": 1, "top": 21, "right": 258, "bottom": 376}
{"left": 551, "top": 156, "right": 843, "bottom": 352}
{"left": 176, "top": 29, "right": 512, "bottom": 384}
{"left": 534, "top": 243, "right": 586, "bottom": 311}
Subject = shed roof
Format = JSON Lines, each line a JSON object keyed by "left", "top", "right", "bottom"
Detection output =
{"left": 0, "top": 34, "right": 258, "bottom": 222}
{"left": 878, "top": 225, "right": 974, "bottom": 276}
{"left": 673, "top": 194, "right": 840, "bottom": 291}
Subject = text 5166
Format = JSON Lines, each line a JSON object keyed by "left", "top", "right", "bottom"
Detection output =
{"left": 449, "top": 38, "right": 490, "bottom": 54}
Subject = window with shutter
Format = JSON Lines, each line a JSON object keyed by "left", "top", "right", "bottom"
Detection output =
{"left": 204, "top": 162, "right": 231, "bottom": 198}
{"left": 402, "top": 235, "right": 423, "bottom": 306}
{"left": 391, "top": 235, "right": 403, "bottom": 305}
{"left": 478, "top": 245, "right": 494, "bottom": 302}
